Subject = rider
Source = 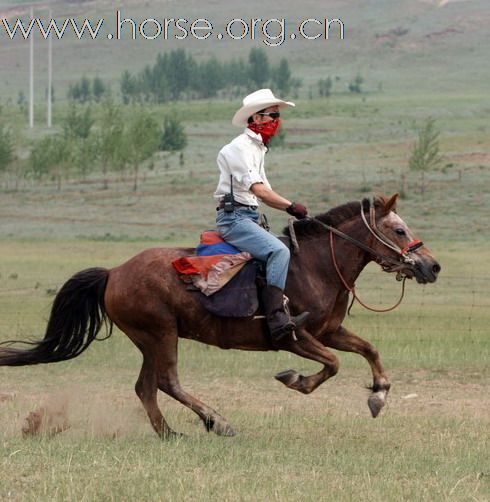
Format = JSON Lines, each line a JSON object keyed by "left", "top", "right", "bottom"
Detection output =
{"left": 214, "top": 88, "right": 310, "bottom": 341}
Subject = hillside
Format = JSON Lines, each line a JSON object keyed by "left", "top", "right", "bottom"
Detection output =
{"left": 1, "top": 0, "right": 489, "bottom": 101}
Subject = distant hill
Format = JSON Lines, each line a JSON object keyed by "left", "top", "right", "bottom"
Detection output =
{"left": 1, "top": 0, "right": 488, "bottom": 101}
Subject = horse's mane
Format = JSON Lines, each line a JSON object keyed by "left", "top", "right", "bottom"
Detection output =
{"left": 283, "top": 198, "right": 371, "bottom": 239}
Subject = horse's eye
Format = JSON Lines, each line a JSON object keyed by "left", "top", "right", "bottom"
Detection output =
{"left": 395, "top": 228, "right": 406, "bottom": 236}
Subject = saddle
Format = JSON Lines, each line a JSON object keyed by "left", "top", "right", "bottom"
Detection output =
{"left": 172, "top": 231, "right": 269, "bottom": 318}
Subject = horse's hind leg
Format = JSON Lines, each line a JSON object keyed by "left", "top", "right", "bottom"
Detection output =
{"left": 155, "top": 329, "right": 236, "bottom": 437}
{"left": 321, "top": 325, "right": 391, "bottom": 418}
{"left": 275, "top": 329, "right": 340, "bottom": 394}
{"left": 135, "top": 352, "right": 179, "bottom": 438}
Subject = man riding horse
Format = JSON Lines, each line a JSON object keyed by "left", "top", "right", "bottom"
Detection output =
{"left": 214, "top": 89, "right": 309, "bottom": 341}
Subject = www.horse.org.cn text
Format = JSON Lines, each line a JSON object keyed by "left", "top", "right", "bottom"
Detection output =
{"left": 1, "top": 12, "right": 346, "bottom": 46}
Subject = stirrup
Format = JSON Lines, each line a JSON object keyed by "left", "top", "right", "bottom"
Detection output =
{"left": 283, "top": 295, "right": 310, "bottom": 329}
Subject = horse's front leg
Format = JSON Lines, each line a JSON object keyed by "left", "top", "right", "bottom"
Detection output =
{"left": 320, "top": 325, "right": 390, "bottom": 417}
{"left": 274, "top": 329, "right": 339, "bottom": 394}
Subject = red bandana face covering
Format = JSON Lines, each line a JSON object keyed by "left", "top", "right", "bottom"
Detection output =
{"left": 247, "top": 118, "right": 281, "bottom": 146}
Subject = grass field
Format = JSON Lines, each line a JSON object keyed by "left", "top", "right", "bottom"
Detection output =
{"left": 0, "top": 241, "right": 489, "bottom": 501}
{"left": 1, "top": 0, "right": 490, "bottom": 500}
{"left": 1, "top": 101, "right": 489, "bottom": 499}
{"left": 1, "top": 84, "right": 489, "bottom": 502}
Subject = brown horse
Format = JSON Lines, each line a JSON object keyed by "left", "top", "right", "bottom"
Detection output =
{"left": 0, "top": 194, "right": 440, "bottom": 438}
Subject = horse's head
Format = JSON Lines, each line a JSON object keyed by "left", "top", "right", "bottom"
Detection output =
{"left": 370, "top": 194, "right": 441, "bottom": 284}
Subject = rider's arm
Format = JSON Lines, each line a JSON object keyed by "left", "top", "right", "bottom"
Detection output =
{"left": 250, "top": 182, "right": 292, "bottom": 210}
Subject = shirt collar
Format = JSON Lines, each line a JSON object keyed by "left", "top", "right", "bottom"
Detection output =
{"left": 243, "top": 128, "right": 266, "bottom": 149}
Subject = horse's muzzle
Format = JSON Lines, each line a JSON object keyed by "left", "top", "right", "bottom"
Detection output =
{"left": 412, "top": 256, "right": 441, "bottom": 284}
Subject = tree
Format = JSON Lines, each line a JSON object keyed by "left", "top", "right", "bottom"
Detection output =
{"left": 79, "top": 76, "right": 91, "bottom": 102}
{"left": 159, "top": 115, "right": 187, "bottom": 152}
{"left": 95, "top": 99, "right": 124, "bottom": 189}
{"left": 124, "top": 110, "right": 160, "bottom": 191}
{"left": 17, "top": 91, "right": 27, "bottom": 116}
{"left": 120, "top": 70, "right": 138, "bottom": 105}
{"left": 348, "top": 73, "right": 364, "bottom": 93}
{"left": 224, "top": 59, "right": 248, "bottom": 92}
{"left": 318, "top": 77, "right": 332, "bottom": 98}
{"left": 72, "top": 134, "right": 98, "bottom": 181}
{"left": 408, "top": 117, "right": 442, "bottom": 196}
{"left": 92, "top": 76, "right": 107, "bottom": 102}
{"left": 195, "top": 57, "right": 223, "bottom": 98}
{"left": 272, "top": 58, "right": 292, "bottom": 96}
{"left": 68, "top": 77, "right": 92, "bottom": 103}
{"left": 29, "top": 134, "right": 70, "bottom": 190}
{"left": 0, "top": 122, "right": 13, "bottom": 176}
{"left": 63, "top": 104, "right": 94, "bottom": 141}
{"left": 248, "top": 48, "right": 270, "bottom": 88}
{"left": 289, "top": 77, "right": 303, "bottom": 98}
{"left": 167, "top": 49, "right": 191, "bottom": 100}
{"left": 0, "top": 120, "right": 26, "bottom": 190}
{"left": 61, "top": 105, "right": 95, "bottom": 180}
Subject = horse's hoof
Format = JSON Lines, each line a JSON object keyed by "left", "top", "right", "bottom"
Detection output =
{"left": 161, "top": 429, "right": 185, "bottom": 440}
{"left": 212, "top": 421, "right": 236, "bottom": 437}
{"left": 368, "top": 391, "right": 386, "bottom": 418}
{"left": 275, "top": 369, "right": 300, "bottom": 387}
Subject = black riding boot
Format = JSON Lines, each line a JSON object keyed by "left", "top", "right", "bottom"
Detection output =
{"left": 262, "top": 285, "right": 309, "bottom": 342}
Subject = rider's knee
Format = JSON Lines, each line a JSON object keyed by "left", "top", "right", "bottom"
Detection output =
{"left": 273, "top": 242, "right": 290, "bottom": 262}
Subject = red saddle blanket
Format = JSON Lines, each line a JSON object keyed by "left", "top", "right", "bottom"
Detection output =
{"left": 172, "top": 231, "right": 252, "bottom": 295}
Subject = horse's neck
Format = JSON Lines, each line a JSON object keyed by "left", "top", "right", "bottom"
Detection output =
{"left": 293, "top": 217, "right": 373, "bottom": 290}
{"left": 333, "top": 217, "right": 374, "bottom": 284}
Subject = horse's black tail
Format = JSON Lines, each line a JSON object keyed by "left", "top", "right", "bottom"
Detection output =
{"left": 0, "top": 267, "right": 112, "bottom": 366}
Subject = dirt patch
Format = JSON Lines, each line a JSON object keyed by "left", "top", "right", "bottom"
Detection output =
{"left": 425, "top": 28, "right": 464, "bottom": 39}
{"left": 375, "top": 27, "right": 409, "bottom": 46}
{"left": 446, "top": 152, "right": 490, "bottom": 165}
{"left": 0, "top": 392, "right": 15, "bottom": 403}
{"left": 21, "top": 396, "right": 69, "bottom": 438}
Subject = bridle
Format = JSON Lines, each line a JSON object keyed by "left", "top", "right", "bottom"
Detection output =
{"left": 310, "top": 199, "right": 424, "bottom": 313}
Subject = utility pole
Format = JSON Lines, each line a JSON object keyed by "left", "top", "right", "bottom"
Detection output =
{"left": 29, "top": 6, "right": 34, "bottom": 128}
{"left": 47, "top": 9, "right": 52, "bottom": 128}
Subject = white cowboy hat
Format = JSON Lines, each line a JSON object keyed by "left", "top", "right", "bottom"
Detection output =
{"left": 232, "top": 88, "right": 295, "bottom": 127}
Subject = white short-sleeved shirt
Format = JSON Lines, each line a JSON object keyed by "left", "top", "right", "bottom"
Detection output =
{"left": 214, "top": 128, "right": 271, "bottom": 206}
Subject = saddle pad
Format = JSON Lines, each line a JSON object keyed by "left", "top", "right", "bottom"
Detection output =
{"left": 199, "top": 261, "right": 259, "bottom": 318}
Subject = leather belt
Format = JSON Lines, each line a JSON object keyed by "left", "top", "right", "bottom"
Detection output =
{"left": 217, "top": 201, "right": 258, "bottom": 211}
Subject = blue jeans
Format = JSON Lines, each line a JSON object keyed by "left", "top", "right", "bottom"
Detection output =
{"left": 216, "top": 208, "right": 290, "bottom": 290}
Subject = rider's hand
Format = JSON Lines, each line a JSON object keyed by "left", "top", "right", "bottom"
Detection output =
{"left": 286, "top": 202, "right": 308, "bottom": 219}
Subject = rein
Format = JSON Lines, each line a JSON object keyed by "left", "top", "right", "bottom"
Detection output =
{"left": 304, "top": 200, "right": 423, "bottom": 314}
{"left": 329, "top": 231, "right": 407, "bottom": 314}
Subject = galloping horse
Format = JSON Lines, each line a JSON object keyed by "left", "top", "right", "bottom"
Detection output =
{"left": 0, "top": 194, "right": 440, "bottom": 438}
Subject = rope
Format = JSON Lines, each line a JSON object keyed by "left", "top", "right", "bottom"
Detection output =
{"left": 360, "top": 203, "right": 401, "bottom": 254}
{"left": 288, "top": 218, "right": 300, "bottom": 255}
{"left": 329, "top": 231, "right": 407, "bottom": 314}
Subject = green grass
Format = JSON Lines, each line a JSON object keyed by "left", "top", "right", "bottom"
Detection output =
{"left": 2, "top": 91, "right": 489, "bottom": 244}
{"left": 0, "top": 241, "right": 489, "bottom": 501}
{"left": 0, "top": 417, "right": 487, "bottom": 501}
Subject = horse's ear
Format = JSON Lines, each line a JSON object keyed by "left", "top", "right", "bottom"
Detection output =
{"left": 374, "top": 193, "right": 399, "bottom": 215}
{"left": 383, "top": 193, "right": 399, "bottom": 214}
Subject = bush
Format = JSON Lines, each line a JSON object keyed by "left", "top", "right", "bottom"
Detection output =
{"left": 159, "top": 116, "right": 187, "bottom": 152}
